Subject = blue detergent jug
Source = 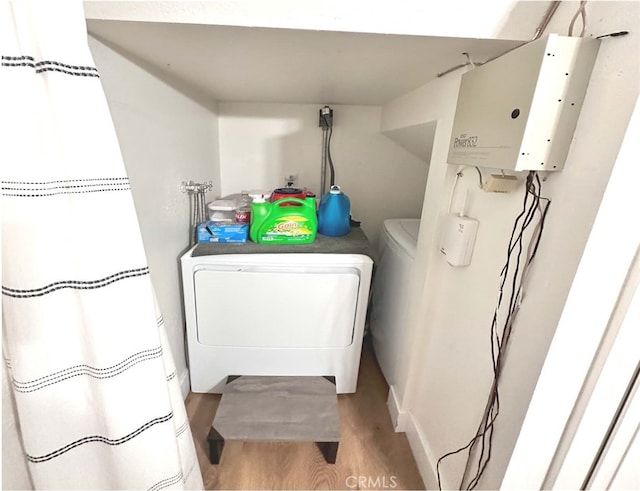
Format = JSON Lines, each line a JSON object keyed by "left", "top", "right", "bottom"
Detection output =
{"left": 318, "top": 185, "right": 351, "bottom": 237}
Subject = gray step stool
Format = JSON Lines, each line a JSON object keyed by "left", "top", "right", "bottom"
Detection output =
{"left": 207, "top": 375, "right": 340, "bottom": 464}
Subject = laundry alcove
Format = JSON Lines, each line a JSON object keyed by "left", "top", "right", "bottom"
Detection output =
{"left": 85, "top": 11, "right": 522, "bottom": 404}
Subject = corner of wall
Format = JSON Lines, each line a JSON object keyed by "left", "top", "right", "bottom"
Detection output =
{"left": 179, "top": 369, "right": 190, "bottom": 400}
{"left": 89, "top": 35, "right": 222, "bottom": 401}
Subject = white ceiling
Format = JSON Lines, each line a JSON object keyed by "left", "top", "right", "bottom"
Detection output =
{"left": 86, "top": 20, "right": 523, "bottom": 106}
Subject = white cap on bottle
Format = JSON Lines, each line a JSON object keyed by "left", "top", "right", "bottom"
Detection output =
{"left": 248, "top": 189, "right": 271, "bottom": 201}
{"left": 252, "top": 194, "right": 268, "bottom": 203}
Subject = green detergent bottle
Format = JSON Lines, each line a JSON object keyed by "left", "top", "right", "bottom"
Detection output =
{"left": 250, "top": 196, "right": 317, "bottom": 244}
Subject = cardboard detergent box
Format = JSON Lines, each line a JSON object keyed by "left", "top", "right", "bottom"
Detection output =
{"left": 197, "top": 221, "right": 248, "bottom": 243}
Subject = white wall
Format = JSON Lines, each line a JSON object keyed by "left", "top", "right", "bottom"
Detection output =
{"left": 88, "top": 36, "right": 221, "bottom": 397}
{"left": 503, "top": 98, "right": 640, "bottom": 490}
{"left": 380, "top": 74, "right": 463, "bottom": 408}
{"left": 383, "top": 1, "right": 640, "bottom": 489}
{"left": 83, "top": 0, "right": 523, "bottom": 40}
{"left": 217, "top": 102, "right": 427, "bottom": 249}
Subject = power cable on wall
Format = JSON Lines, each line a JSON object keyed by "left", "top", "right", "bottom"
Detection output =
{"left": 319, "top": 106, "right": 335, "bottom": 195}
{"left": 568, "top": 0, "right": 588, "bottom": 37}
{"left": 436, "top": 171, "right": 551, "bottom": 490}
{"left": 437, "top": 0, "right": 595, "bottom": 79}
{"left": 437, "top": 0, "right": 561, "bottom": 78}
{"left": 435, "top": 3, "right": 596, "bottom": 485}
{"left": 447, "top": 166, "right": 484, "bottom": 214}
{"left": 326, "top": 123, "right": 336, "bottom": 187}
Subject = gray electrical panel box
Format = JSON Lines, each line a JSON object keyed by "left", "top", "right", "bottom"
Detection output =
{"left": 447, "top": 34, "right": 599, "bottom": 172}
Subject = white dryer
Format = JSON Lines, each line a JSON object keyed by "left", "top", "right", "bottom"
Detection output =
{"left": 181, "top": 242, "right": 373, "bottom": 394}
{"left": 370, "top": 218, "right": 420, "bottom": 387}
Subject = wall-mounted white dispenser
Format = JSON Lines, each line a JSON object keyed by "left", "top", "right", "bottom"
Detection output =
{"left": 440, "top": 214, "right": 480, "bottom": 267}
{"left": 447, "top": 34, "right": 599, "bottom": 172}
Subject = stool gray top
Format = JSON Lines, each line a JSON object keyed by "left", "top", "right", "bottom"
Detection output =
{"left": 212, "top": 376, "right": 340, "bottom": 442}
{"left": 192, "top": 227, "right": 372, "bottom": 258}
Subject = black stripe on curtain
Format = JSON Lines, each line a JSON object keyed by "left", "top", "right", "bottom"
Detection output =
{"left": 12, "top": 346, "right": 164, "bottom": 393}
{"left": 175, "top": 421, "right": 188, "bottom": 438}
{"left": 2, "top": 178, "right": 130, "bottom": 185}
{"left": 3, "top": 314, "right": 167, "bottom": 377}
{"left": 26, "top": 412, "right": 174, "bottom": 463}
{"left": 2, "top": 267, "right": 151, "bottom": 298}
{"left": 148, "top": 471, "right": 184, "bottom": 491}
{"left": 2, "top": 178, "right": 131, "bottom": 197}
{"left": 2, "top": 186, "right": 131, "bottom": 197}
{"left": 2, "top": 55, "right": 99, "bottom": 78}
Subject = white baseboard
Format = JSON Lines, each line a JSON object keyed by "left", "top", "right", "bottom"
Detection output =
{"left": 404, "top": 411, "right": 446, "bottom": 490}
{"left": 179, "top": 370, "right": 190, "bottom": 400}
{"left": 385, "top": 385, "right": 441, "bottom": 488}
{"left": 387, "top": 385, "right": 410, "bottom": 431}
{"left": 386, "top": 385, "right": 401, "bottom": 429}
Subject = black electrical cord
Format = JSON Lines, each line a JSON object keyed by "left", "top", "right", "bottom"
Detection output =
{"left": 595, "top": 30, "right": 629, "bottom": 39}
{"left": 469, "top": 174, "right": 545, "bottom": 481}
{"left": 437, "top": 179, "right": 534, "bottom": 489}
{"left": 465, "top": 172, "right": 551, "bottom": 490}
{"left": 526, "top": 173, "right": 551, "bottom": 264}
{"left": 437, "top": 171, "right": 551, "bottom": 490}
{"left": 474, "top": 167, "right": 483, "bottom": 188}
{"left": 462, "top": 179, "right": 538, "bottom": 489}
{"left": 325, "top": 118, "right": 336, "bottom": 187}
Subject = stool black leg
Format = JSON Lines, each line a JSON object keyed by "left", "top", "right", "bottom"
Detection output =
{"left": 316, "top": 441, "right": 338, "bottom": 464}
{"left": 207, "top": 427, "right": 225, "bottom": 464}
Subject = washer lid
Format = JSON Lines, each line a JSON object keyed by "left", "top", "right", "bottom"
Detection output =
{"left": 383, "top": 218, "right": 421, "bottom": 259}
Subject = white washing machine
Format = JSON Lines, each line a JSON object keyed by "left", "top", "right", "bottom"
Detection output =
{"left": 181, "top": 246, "right": 373, "bottom": 394}
{"left": 370, "top": 218, "right": 420, "bottom": 387}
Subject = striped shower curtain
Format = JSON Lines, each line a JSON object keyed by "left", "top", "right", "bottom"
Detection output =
{"left": 1, "top": 2, "right": 203, "bottom": 489}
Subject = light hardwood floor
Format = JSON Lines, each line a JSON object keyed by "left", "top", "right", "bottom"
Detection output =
{"left": 185, "top": 337, "right": 425, "bottom": 490}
